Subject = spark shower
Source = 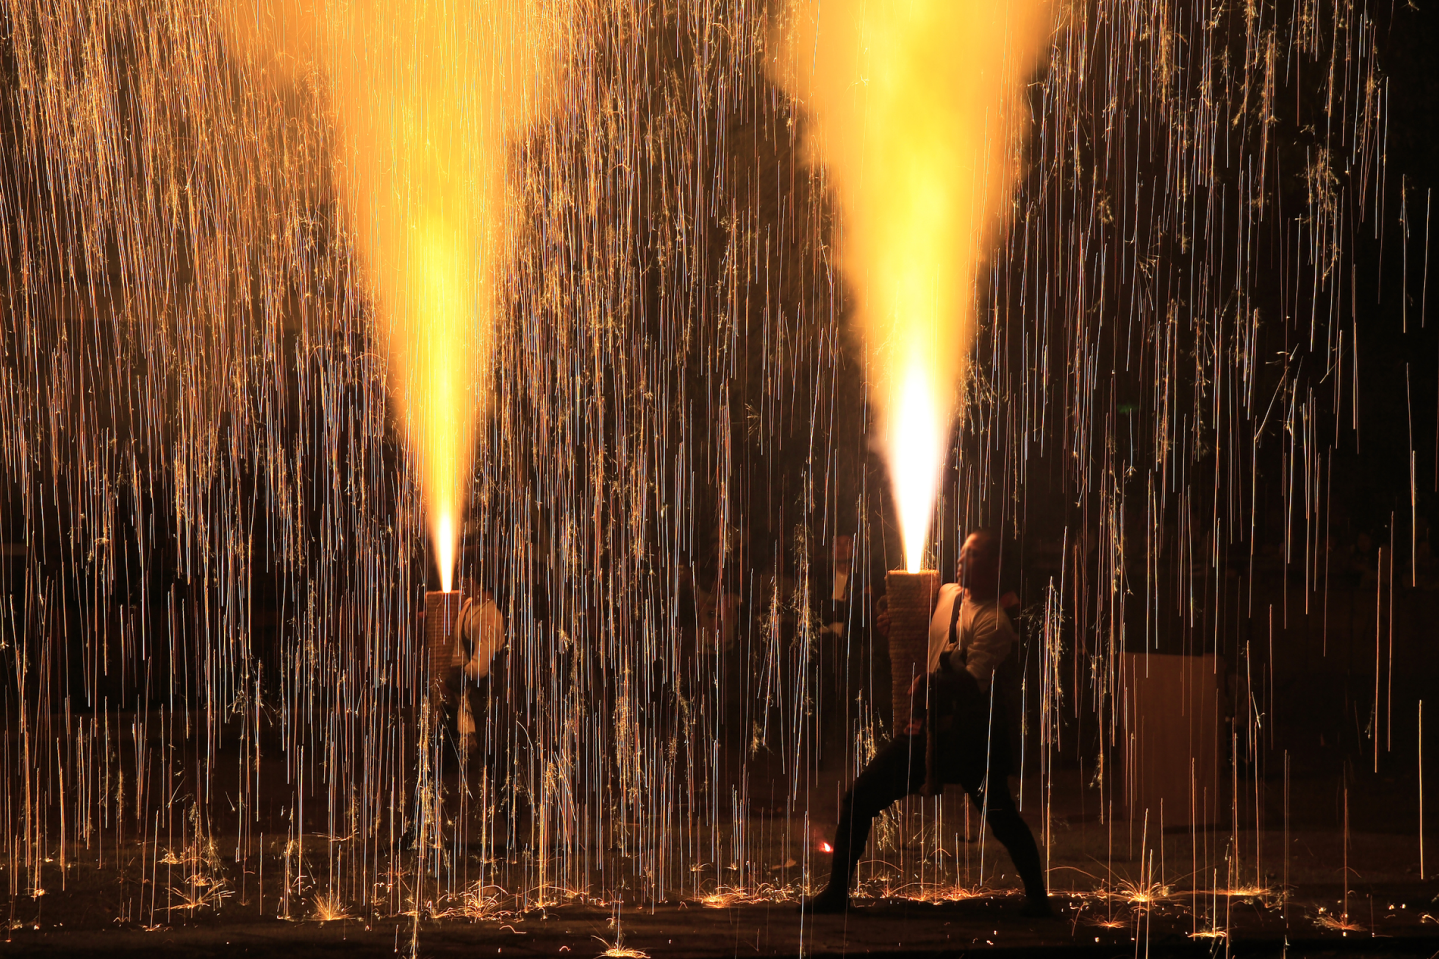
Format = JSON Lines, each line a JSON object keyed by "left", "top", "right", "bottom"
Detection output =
{"left": 0, "top": 0, "right": 1433, "bottom": 942}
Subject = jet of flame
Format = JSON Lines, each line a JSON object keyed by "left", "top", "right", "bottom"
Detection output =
{"left": 228, "top": 0, "right": 570, "bottom": 590}
{"left": 774, "top": 0, "right": 1052, "bottom": 572}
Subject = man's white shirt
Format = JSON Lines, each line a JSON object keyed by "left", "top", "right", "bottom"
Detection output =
{"left": 455, "top": 597, "right": 506, "bottom": 681}
{"left": 925, "top": 583, "right": 1016, "bottom": 692}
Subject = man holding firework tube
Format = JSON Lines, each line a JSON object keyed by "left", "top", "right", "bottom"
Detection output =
{"left": 803, "top": 531, "right": 1052, "bottom": 917}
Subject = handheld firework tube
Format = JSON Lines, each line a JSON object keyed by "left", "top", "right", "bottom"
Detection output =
{"left": 885, "top": 569, "right": 940, "bottom": 795}
{"left": 425, "top": 590, "right": 464, "bottom": 705}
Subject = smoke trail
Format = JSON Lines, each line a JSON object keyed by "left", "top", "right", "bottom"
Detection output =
{"left": 229, "top": 0, "right": 571, "bottom": 588}
{"left": 774, "top": 0, "right": 1052, "bottom": 571}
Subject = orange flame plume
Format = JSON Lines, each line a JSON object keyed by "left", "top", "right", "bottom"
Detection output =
{"left": 227, "top": 0, "right": 571, "bottom": 589}
{"left": 774, "top": 0, "right": 1052, "bottom": 571}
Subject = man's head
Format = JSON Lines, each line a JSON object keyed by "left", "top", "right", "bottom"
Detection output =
{"left": 958, "top": 530, "right": 1000, "bottom": 599}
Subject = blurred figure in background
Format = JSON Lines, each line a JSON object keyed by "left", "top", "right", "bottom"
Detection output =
{"left": 451, "top": 576, "right": 507, "bottom": 755}
{"left": 820, "top": 533, "right": 855, "bottom": 637}
{"left": 817, "top": 533, "right": 856, "bottom": 768}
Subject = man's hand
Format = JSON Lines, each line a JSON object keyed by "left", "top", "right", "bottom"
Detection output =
{"left": 906, "top": 671, "right": 926, "bottom": 698}
{"left": 902, "top": 671, "right": 928, "bottom": 736}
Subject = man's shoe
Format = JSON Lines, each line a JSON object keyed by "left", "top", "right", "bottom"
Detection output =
{"left": 798, "top": 887, "right": 850, "bottom": 914}
{"left": 1020, "top": 896, "right": 1055, "bottom": 918}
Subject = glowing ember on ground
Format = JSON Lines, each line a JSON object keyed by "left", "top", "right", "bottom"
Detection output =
{"left": 1315, "top": 912, "right": 1366, "bottom": 934}
{"left": 1188, "top": 927, "right": 1228, "bottom": 940}
{"left": 1115, "top": 879, "right": 1171, "bottom": 905}
{"left": 310, "top": 892, "right": 354, "bottom": 923}
{"left": 1213, "top": 885, "right": 1273, "bottom": 900}
{"left": 902, "top": 883, "right": 995, "bottom": 903}
{"left": 595, "top": 936, "right": 650, "bottom": 959}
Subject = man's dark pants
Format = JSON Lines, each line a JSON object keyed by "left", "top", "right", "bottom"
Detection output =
{"left": 824, "top": 730, "right": 1047, "bottom": 901}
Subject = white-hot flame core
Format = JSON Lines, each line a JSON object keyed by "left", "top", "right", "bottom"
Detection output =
{"left": 890, "top": 363, "right": 947, "bottom": 573}
{"left": 435, "top": 513, "right": 457, "bottom": 593}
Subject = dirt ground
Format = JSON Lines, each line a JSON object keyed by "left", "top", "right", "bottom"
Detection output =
{"left": 4, "top": 887, "right": 1439, "bottom": 957}
{"left": 3, "top": 717, "right": 1434, "bottom": 957}
{"left": 4, "top": 810, "right": 1436, "bottom": 957}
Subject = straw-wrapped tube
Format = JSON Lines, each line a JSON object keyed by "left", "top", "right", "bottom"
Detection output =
{"left": 425, "top": 590, "right": 464, "bottom": 699}
{"left": 885, "top": 570, "right": 939, "bottom": 731}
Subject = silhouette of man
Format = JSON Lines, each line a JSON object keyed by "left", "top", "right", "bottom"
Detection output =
{"left": 804, "top": 530, "right": 1052, "bottom": 917}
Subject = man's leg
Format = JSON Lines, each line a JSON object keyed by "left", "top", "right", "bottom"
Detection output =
{"left": 809, "top": 733, "right": 925, "bottom": 910}
{"left": 959, "top": 766, "right": 1051, "bottom": 914}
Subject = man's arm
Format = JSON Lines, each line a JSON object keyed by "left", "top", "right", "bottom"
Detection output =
{"left": 462, "top": 600, "right": 506, "bottom": 681}
{"left": 950, "top": 606, "right": 1014, "bottom": 691}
